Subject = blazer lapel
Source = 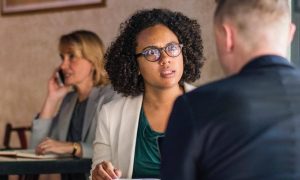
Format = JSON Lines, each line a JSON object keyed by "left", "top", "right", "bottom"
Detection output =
{"left": 184, "top": 82, "right": 196, "bottom": 92}
{"left": 116, "top": 84, "right": 193, "bottom": 177}
{"left": 82, "top": 87, "right": 99, "bottom": 141}
{"left": 117, "top": 95, "right": 143, "bottom": 178}
{"left": 58, "top": 93, "right": 78, "bottom": 140}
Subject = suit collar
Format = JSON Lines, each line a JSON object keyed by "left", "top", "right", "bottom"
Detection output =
{"left": 240, "top": 55, "right": 292, "bottom": 73}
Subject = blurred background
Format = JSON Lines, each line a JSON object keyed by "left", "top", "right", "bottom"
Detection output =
{"left": 0, "top": 0, "right": 223, "bottom": 147}
{"left": 0, "top": 0, "right": 298, "bottom": 156}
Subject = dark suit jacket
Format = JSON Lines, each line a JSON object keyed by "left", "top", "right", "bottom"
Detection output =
{"left": 161, "top": 55, "right": 300, "bottom": 180}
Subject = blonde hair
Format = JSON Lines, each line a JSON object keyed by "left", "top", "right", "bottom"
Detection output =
{"left": 59, "top": 30, "right": 109, "bottom": 86}
{"left": 214, "top": 0, "right": 291, "bottom": 48}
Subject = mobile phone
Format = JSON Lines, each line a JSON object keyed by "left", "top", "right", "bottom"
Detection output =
{"left": 55, "top": 69, "right": 65, "bottom": 87}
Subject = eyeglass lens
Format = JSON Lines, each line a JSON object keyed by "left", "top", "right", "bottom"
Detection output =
{"left": 143, "top": 43, "right": 182, "bottom": 62}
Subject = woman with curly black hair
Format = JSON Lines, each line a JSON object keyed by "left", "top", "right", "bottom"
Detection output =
{"left": 91, "top": 8, "right": 205, "bottom": 179}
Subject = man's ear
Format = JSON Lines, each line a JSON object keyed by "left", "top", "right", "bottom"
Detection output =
{"left": 222, "top": 23, "right": 235, "bottom": 52}
{"left": 288, "top": 23, "right": 296, "bottom": 44}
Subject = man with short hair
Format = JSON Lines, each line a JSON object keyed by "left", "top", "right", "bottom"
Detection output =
{"left": 161, "top": 0, "right": 299, "bottom": 179}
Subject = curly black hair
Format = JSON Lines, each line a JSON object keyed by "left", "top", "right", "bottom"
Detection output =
{"left": 105, "top": 8, "right": 204, "bottom": 96}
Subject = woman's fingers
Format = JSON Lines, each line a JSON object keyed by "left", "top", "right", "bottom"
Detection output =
{"left": 102, "top": 161, "right": 118, "bottom": 179}
{"left": 93, "top": 163, "right": 111, "bottom": 180}
{"left": 114, "top": 168, "right": 122, "bottom": 178}
{"left": 98, "top": 163, "right": 113, "bottom": 180}
{"left": 93, "top": 164, "right": 109, "bottom": 180}
{"left": 35, "top": 146, "right": 42, "bottom": 154}
{"left": 35, "top": 137, "right": 52, "bottom": 155}
{"left": 93, "top": 161, "right": 121, "bottom": 180}
{"left": 92, "top": 168, "right": 101, "bottom": 180}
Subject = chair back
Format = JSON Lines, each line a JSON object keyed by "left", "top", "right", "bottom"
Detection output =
{"left": 3, "top": 123, "right": 32, "bottom": 149}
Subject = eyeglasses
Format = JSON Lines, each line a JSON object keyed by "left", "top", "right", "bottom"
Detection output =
{"left": 135, "top": 42, "right": 183, "bottom": 62}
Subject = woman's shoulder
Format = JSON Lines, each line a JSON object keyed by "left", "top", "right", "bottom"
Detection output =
{"left": 92, "top": 84, "right": 119, "bottom": 99}
{"left": 94, "top": 84, "right": 114, "bottom": 93}
{"left": 102, "top": 94, "right": 143, "bottom": 111}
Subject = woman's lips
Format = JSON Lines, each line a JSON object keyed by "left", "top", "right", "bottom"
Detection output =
{"left": 160, "top": 69, "right": 175, "bottom": 78}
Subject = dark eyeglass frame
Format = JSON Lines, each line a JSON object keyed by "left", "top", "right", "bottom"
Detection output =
{"left": 135, "top": 42, "right": 183, "bottom": 62}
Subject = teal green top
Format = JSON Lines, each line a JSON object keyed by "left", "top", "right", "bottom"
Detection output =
{"left": 132, "top": 107, "right": 165, "bottom": 179}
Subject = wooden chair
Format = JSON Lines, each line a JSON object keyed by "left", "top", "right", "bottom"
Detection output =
{"left": 3, "top": 123, "right": 31, "bottom": 150}
{"left": 2, "top": 123, "right": 35, "bottom": 180}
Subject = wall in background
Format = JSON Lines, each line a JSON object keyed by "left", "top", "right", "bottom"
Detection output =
{"left": 0, "top": 0, "right": 224, "bottom": 146}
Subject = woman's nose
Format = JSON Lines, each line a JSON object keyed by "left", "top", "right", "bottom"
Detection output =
{"left": 159, "top": 52, "right": 171, "bottom": 66}
{"left": 60, "top": 58, "right": 69, "bottom": 70}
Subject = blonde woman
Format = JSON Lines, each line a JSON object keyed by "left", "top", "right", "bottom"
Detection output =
{"left": 30, "top": 30, "right": 119, "bottom": 159}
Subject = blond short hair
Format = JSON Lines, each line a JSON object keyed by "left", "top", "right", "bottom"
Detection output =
{"left": 214, "top": 0, "right": 290, "bottom": 24}
{"left": 214, "top": 0, "right": 290, "bottom": 46}
{"left": 59, "top": 30, "right": 109, "bottom": 86}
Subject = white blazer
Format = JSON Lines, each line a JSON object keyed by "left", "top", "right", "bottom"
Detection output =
{"left": 91, "top": 83, "right": 195, "bottom": 178}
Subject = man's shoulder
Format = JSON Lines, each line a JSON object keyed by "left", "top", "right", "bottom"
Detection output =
{"left": 179, "top": 76, "right": 246, "bottom": 110}
{"left": 187, "top": 76, "right": 238, "bottom": 96}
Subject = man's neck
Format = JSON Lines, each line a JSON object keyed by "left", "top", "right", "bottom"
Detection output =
{"left": 227, "top": 48, "right": 288, "bottom": 76}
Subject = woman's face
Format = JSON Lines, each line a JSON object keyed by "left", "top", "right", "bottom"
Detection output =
{"left": 59, "top": 45, "right": 94, "bottom": 88}
{"left": 135, "top": 24, "right": 184, "bottom": 91}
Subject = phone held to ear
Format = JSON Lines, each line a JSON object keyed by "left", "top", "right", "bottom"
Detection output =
{"left": 55, "top": 69, "right": 65, "bottom": 87}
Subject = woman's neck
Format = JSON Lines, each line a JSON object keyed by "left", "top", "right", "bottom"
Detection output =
{"left": 75, "top": 81, "right": 94, "bottom": 102}
{"left": 143, "top": 85, "right": 184, "bottom": 109}
{"left": 142, "top": 84, "right": 184, "bottom": 133}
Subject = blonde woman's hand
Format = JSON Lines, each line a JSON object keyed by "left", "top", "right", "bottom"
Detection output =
{"left": 47, "top": 70, "right": 70, "bottom": 102}
{"left": 39, "top": 70, "right": 70, "bottom": 119}
{"left": 92, "top": 160, "right": 122, "bottom": 180}
{"left": 35, "top": 137, "right": 73, "bottom": 155}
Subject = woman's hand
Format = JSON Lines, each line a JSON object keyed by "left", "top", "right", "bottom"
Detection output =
{"left": 39, "top": 70, "right": 70, "bottom": 119}
{"left": 47, "top": 70, "right": 70, "bottom": 102}
{"left": 92, "top": 161, "right": 122, "bottom": 180}
{"left": 35, "top": 137, "right": 73, "bottom": 155}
